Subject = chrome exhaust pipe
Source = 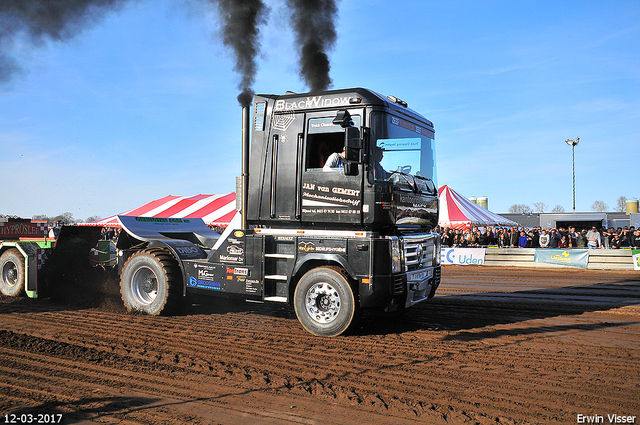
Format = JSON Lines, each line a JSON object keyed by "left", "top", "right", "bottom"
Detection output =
{"left": 241, "top": 105, "right": 250, "bottom": 229}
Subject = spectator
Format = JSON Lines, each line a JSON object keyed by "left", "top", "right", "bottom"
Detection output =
{"left": 510, "top": 227, "right": 519, "bottom": 248}
{"left": 518, "top": 231, "right": 528, "bottom": 248}
{"left": 530, "top": 230, "right": 540, "bottom": 248}
{"left": 498, "top": 230, "right": 510, "bottom": 248}
{"left": 620, "top": 227, "right": 631, "bottom": 247}
{"left": 441, "top": 229, "right": 452, "bottom": 247}
{"left": 610, "top": 233, "right": 623, "bottom": 249}
{"left": 632, "top": 229, "right": 640, "bottom": 249}
{"left": 549, "top": 229, "right": 560, "bottom": 248}
{"left": 567, "top": 226, "right": 577, "bottom": 248}
{"left": 487, "top": 228, "right": 498, "bottom": 246}
{"left": 539, "top": 230, "right": 550, "bottom": 248}
{"left": 576, "top": 229, "right": 588, "bottom": 248}
{"left": 467, "top": 230, "right": 478, "bottom": 247}
{"left": 558, "top": 235, "right": 569, "bottom": 248}
{"left": 602, "top": 228, "right": 611, "bottom": 249}
{"left": 478, "top": 230, "right": 488, "bottom": 247}
{"left": 586, "top": 226, "right": 601, "bottom": 249}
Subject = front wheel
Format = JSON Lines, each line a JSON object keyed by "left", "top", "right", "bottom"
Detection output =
{"left": 0, "top": 249, "right": 25, "bottom": 297}
{"left": 293, "top": 267, "right": 358, "bottom": 337}
{"left": 120, "top": 248, "right": 182, "bottom": 315}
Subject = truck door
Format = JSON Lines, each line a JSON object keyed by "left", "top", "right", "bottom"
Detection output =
{"left": 267, "top": 110, "right": 305, "bottom": 223}
{"left": 300, "top": 113, "right": 364, "bottom": 226}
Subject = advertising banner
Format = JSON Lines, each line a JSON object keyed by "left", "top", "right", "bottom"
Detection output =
{"left": 534, "top": 249, "right": 589, "bottom": 268}
{"left": 633, "top": 249, "right": 640, "bottom": 271}
{"left": 441, "top": 248, "right": 486, "bottom": 266}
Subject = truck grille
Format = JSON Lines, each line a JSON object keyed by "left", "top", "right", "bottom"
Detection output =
{"left": 403, "top": 237, "right": 435, "bottom": 272}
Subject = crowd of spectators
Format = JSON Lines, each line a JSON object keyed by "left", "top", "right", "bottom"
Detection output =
{"left": 436, "top": 225, "right": 640, "bottom": 249}
{"left": 101, "top": 226, "right": 120, "bottom": 241}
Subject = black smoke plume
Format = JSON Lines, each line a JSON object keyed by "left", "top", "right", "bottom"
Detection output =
{"left": 286, "top": 0, "right": 338, "bottom": 92}
{"left": 211, "top": 0, "right": 268, "bottom": 106}
{"left": 0, "top": 0, "right": 130, "bottom": 83}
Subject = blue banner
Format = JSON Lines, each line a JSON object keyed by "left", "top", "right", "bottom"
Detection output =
{"left": 534, "top": 249, "right": 589, "bottom": 268}
{"left": 441, "top": 248, "right": 486, "bottom": 266}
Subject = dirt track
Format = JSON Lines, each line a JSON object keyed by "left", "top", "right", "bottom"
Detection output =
{"left": 1, "top": 266, "right": 639, "bottom": 424}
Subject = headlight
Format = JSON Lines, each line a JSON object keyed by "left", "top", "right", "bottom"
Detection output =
{"left": 390, "top": 236, "right": 402, "bottom": 273}
{"left": 435, "top": 235, "right": 441, "bottom": 265}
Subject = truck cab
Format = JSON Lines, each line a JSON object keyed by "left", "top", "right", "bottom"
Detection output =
{"left": 116, "top": 88, "right": 441, "bottom": 337}
{"left": 247, "top": 88, "right": 439, "bottom": 231}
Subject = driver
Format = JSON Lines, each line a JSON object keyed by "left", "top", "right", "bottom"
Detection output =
{"left": 323, "top": 146, "right": 346, "bottom": 170}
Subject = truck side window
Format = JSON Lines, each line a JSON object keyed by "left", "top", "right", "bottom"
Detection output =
{"left": 305, "top": 132, "right": 344, "bottom": 171}
{"left": 305, "top": 115, "right": 361, "bottom": 172}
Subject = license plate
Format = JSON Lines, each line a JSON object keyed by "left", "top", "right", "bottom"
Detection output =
{"left": 408, "top": 269, "right": 432, "bottom": 282}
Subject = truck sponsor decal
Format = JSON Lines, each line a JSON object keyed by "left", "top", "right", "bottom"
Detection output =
{"left": 219, "top": 255, "right": 243, "bottom": 263}
{"left": 302, "top": 208, "right": 359, "bottom": 215}
{"left": 275, "top": 95, "right": 351, "bottom": 112}
{"left": 399, "top": 195, "right": 431, "bottom": 208}
{"left": 302, "top": 184, "right": 361, "bottom": 210}
{"left": 197, "top": 269, "right": 216, "bottom": 280}
{"left": 135, "top": 217, "right": 191, "bottom": 224}
{"left": 0, "top": 221, "right": 47, "bottom": 238}
{"left": 226, "top": 267, "right": 248, "bottom": 276}
{"left": 302, "top": 192, "right": 361, "bottom": 207}
{"left": 227, "top": 245, "right": 244, "bottom": 255}
{"left": 245, "top": 279, "right": 260, "bottom": 294}
{"left": 298, "top": 240, "right": 347, "bottom": 254}
{"left": 176, "top": 246, "right": 200, "bottom": 256}
{"left": 189, "top": 276, "right": 222, "bottom": 290}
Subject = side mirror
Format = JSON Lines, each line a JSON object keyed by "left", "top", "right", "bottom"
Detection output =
{"left": 344, "top": 127, "right": 362, "bottom": 162}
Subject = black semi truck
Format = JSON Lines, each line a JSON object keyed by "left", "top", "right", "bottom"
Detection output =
{"left": 2, "top": 88, "right": 441, "bottom": 337}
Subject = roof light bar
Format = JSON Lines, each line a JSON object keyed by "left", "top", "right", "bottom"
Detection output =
{"left": 387, "top": 95, "right": 408, "bottom": 108}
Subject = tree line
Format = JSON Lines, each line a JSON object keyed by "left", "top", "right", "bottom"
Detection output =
{"left": 508, "top": 196, "right": 630, "bottom": 214}
{"left": 0, "top": 212, "right": 101, "bottom": 225}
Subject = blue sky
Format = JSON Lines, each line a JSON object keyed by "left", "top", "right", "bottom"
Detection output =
{"left": 1, "top": 0, "right": 638, "bottom": 220}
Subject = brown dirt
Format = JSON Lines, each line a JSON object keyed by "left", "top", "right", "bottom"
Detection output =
{"left": 1, "top": 266, "right": 639, "bottom": 424}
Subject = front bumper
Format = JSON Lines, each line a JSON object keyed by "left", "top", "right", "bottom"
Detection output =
{"left": 401, "top": 265, "right": 441, "bottom": 308}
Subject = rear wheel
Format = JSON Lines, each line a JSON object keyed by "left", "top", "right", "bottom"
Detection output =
{"left": 293, "top": 267, "right": 358, "bottom": 337}
{"left": 120, "top": 248, "right": 182, "bottom": 315}
{"left": 0, "top": 249, "right": 25, "bottom": 297}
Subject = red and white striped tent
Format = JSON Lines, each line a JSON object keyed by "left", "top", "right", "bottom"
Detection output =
{"left": 87, "top": 193, "right": 238, "bottom": 228}
{"left": 438, "top": 185, "right": 518, "bottom": 230}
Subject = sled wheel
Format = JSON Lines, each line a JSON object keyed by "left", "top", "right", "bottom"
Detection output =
{"left": 0, "top": 249, "right": 25, "bottom": 297}
{"left": 293, "top": 267, "right": 358, "bottom": 337}
{"left": 120, "top": 248, "right": 182, "bottom": 315}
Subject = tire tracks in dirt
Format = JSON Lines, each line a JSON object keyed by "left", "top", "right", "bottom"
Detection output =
{"left": 1, "top": 266, "right": 639, "bottom": 424}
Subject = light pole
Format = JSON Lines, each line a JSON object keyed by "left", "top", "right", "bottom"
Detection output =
{"left": 565, "top": 137, "right": 579, "bottom": 212}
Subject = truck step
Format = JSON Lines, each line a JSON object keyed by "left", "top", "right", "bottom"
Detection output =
{"left": 264, "top": 274, "right": 288, "bottom": 280}
{"left": 264, "top": 253, "right": 295, "bottom": 259}
{"left": 264, "top": 296, "right": 288, "bottom": 303}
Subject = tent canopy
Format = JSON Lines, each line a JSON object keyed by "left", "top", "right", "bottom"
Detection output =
{"left": 438, "top": 185, "right": 518, "bottom": 230}
{"left": 87, "top": 193, "right": 237, "bottom": 228}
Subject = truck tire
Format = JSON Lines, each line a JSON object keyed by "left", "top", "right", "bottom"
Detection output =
{"left": 120, "top": 248, "right": 182, "bottom": 315}
{"left": 0, "top": 249, "right": 25, "bottom": 297}
{"left": 293, "top": 267, "right": 358, "bottom": 337}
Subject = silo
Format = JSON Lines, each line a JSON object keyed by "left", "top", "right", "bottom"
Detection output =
{"left": 468, "top": 197, "right": 477, "bottom": 204}
{"left": 477, "top": 197, "right": 488, "bottom": 210}
{"left": 627, "top": 198, "right": 639, "bottom": 215}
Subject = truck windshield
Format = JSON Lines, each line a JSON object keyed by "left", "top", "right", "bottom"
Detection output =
{"left": 370, "top": 112, "right": 437, "bottom": 188}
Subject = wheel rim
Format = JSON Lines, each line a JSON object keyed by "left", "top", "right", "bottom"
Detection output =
{"left": 2, "top": 261, "right": 18, "bottom": 288}
{"left": 131, "top": 266, "right": 158, "bottom": 305}
{"left": 304, "top": 282, "right": 341, "bottom": 324}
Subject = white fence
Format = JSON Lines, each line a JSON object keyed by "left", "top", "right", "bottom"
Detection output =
{"left": 441, "top": 247, "right": 636, "bottom": 271}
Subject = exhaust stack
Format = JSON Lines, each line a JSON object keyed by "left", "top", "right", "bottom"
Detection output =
{"left": 241, "top": 105, "right": 250, "bottom": 229}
